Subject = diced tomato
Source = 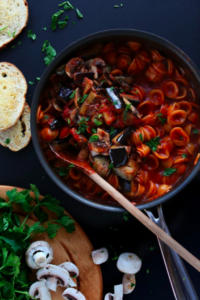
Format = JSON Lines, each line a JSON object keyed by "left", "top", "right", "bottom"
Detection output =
{"left": 59, "top": 126, "right": 71, "bottom": 139}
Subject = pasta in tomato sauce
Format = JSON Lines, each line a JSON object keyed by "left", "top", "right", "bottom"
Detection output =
{"left": 37, "top": 41, "right": 200, "bottom": 206}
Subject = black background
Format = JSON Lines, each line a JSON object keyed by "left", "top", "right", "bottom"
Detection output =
{"left": 1, "top": 0, "right": 200, "bottom": 299}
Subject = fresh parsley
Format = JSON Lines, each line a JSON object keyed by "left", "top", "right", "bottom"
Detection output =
{"left": 28, "top": 81, "right": 34, "bottom": 85}
{"left": 70, "top": 90, "right": 76, "bottom": 99}
{"left": 76, "top": 8, "right": 83, "bottom": 18}
{"left": 131, "top": 283, "right": 135, "bottom": 287}
{"left": 5, "top": 139, "right": 10, "bottom": 145}
{"left": 157, "top": 113, "right": 166, "bottom": 125}
{"left": 123, "top": 212, "right": 129, "bottom": 221}
{"left": 42, "top": 40, "right": 57, "bottom": 66}
{"left": 193, "top": 129, "right": 199, "bottom": 134}
{"left": 146, "top": 137, "right": 160, "bottom": 152}
{"left": 51, "top": 10, "right": 68, "bottom": 30}
{"left": 163, "top": 168, "right": 177, "bottom": 177}
{"left": 89, "top": 135, "right": 99, "bottom": 143}
{"left": 59, "top": 1, "right": 74, "bottom": 10}
{"left": 27, "top": 30, "right": 36, "bottom": 40}
{"left": 0, "top": 26, "right": 8, "bottom": 32}
{"left": 182, "top": 153, "right": 188, "bottom": 159}
{"left": 76, "top": 117, "right": 89, "bottom": 134}
{"left": 78, "top": 94, "right": 88, "bottom": 103}
{"left": 94, "top": 117, "right": 103, "bottom": 126}
{"left": 147, "top": 269, "right": 149, "bottom": 274}
{"left": 150, "top": 246, "right": 155, "bottom": 250}
{"left": 56, "top": 164, "right": 75, "bottom": 176}
{"left": 139, "top": 133, "right": 143, "bottom": 142}
{"left": 124, "top": 103, "right": 132, "bottom": 120}
{"left": 109, "top": 163, "right": 114, "bottom": 169}
{"left": 110, "top": 126, "right": 115, "bottom": 135}
{"left": 36, "top": 77, "right": 41, "bottom": 81}
{"left": 92, "top": 128, "right": 97, "bottom": 134}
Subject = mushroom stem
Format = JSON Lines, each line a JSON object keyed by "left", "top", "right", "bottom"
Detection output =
{"left": 46, "top": 277, "right": 58, "bottom": 292}
{"left": 33, "top": 252, "right": 47, "bottom": 268}
{"left": 29, "top": 280, "right": 51, "bottom": 300}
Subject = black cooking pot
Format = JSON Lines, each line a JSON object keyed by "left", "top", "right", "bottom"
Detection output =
{"left": 31, "top": 29, "right": 200, "bottom": 212}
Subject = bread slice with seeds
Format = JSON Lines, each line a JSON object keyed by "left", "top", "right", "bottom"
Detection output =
{"left": 0, "top": 0, "right": 29, "bottom": 49}
{"left": 0, "top": 102, "right": 31, "bottom": 151}
{"left": 0, "top": 62, "right": 27, "bottom": 131}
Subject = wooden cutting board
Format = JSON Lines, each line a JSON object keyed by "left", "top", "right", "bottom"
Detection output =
{"left": 0, "top": 186, "right": 103, "bottom": 300}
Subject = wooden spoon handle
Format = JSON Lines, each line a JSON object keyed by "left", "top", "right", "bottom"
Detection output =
{"left": 90, "top": 172, "right": 200, "bottom": 272}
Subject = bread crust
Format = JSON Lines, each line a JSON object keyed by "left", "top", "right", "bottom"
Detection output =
{"left": 0, "top": 62, "right": 27, "bottom": 131}
{"left": 0, "top": 0, "right": 29, "bottom": 49}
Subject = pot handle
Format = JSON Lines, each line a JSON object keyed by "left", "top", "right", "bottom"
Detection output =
{"left": 156, "top": 205, "right": 199, "bottom": 300}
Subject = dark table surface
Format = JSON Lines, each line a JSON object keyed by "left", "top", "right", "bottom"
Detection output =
{"left": 1, "top": 0, "right": 200, "bottom": 299}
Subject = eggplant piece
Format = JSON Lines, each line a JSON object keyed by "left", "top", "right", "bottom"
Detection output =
{"left": 109, "top": 147, "right": 128, "bottom": 168}
{"left": 106, "top": 88, "right": 125, "bottom": 109}
{"left": 106, "top": 128, "right": 120, "bottom": 141}
{"left": 120, "top": 93, "right": 140, "bottom": 106}
{"left": 114, "top": 76, "right": 134, "bottom": 85}
{"left": 119, "top": 178, "right": 131, "bottom": 192}
{"left": 113, "top": 166, "right": 137, "bottom": 181}
{"left": 58, "top": 87, "right": 73, "bottom": 102}
{"left": 112, "top": 127, "right": 135, "bottom": 145}
{"left": 74, "top": 72, "right": 95, "bottom": 82}
{"left": 93, "top": 156, "right": 110, "bottom": 178}
{"left": 123, "top": 97, "right": 141, "bottom": 119}
{"left": 50, "top": 119, "right": 63, "bottom": 131}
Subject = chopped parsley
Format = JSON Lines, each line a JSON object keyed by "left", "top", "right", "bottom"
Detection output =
{"left": 110, "top": 86, "right": 114, "bottom": 90}
{"left": 139, "top": 133, "right": 143, "bottom": 142}
{"left": 120, "top": 89, "right": 124, "bottom": 93}
{"left": 28, "top": 81, "right": 34, "bottom": 85}
{"left": 78, "top": 94, "right": 88, "bottom": 103}
{"left": 123, "top": 212, "right": 129, "bottom": 221}
{"left": 163, "top": 168, "right": 177, "bottom": 177}
{"left": 12, "top": 31, "right": 16, "bottom": 37}
{"left": 183, "top": 277, "right": 186, "bottom": 281}
{"left": 0, "top": 25, "right": 8, "bottom": 32}
{"left": 114, "top": 5, "right": 119, "bottom": 7}
{"left": 42, "top": 40, "right": 57, "bottom": 66}
{"left": 76, "top": 117, "right": 89, "bottom": 134}
{"left": 157, "top": 113, "right": 166, "bottom": 125}
{"left": 97, "top": 114, "right": 102, "bottom": 119}
{"left": 70, "top": 90, "right": 76, "bottom": 99}
{"left": 110, "top": 126, "right": 115, "bottom": 135}
{"left": 59, "top": 1, "right": 74, "bottom": 10}
{"left": 146, "top": 137, "right": 160, "bottom": 152}
{"left": 36, "top": 77, "right": 41, "bottom": 81}
{"left": 56, "top": 164, "right": 75, "bottom": 176}
{"left": 18, "top": 41, "right": 22, "bottom": 45}
{"left": 51, "top": 10, "right": 68, "bottom": 30}
{"left": 124, "top": 103, "right": 132, "bottom": 120}
{"left": 92, "top": 128, "right": 97, "bottom": 134}
{"left": 27, "top": 30, "right": 36, "bottom": 40}
{"left": 89, "top": 135, "right": 99, "bottom": 143}
{"left": 182, "top": 153, "right": 188, "bottom": 159}
{"left": 111, "top": 256, "right": 119, "bottom": 260}
{"left": 72, "top": 21, "right": 76, "bottom": 25}
{"left": 94, "top": 118, "right": 103, "bottom": 126}
{"left": 7, "top": 30, "right": 12, "bottom": 37}
{"left": 150, "top": 246, "right": 155, "bottom": 250}
{"left": 109, "top": 163, "right": 114, "bottom": 169}
{"left": 147, "top": 269, "right": 149, "bottom": 274}
{"left": 43, "top": 27, "right": 47, "bottom": 31}
{"left": 76, "top": 8, "right": 83, "bottom": 18}
{"left": 193, "top": 129, "right": 199, "bottom": 134}
{"left": 5, "top": 138, "right": 10, "bottom": 145}
{"left": 67, "top": 118, "right": 71, "bottom": 124}
{"left": 131, "top": 283, "right": 135, "bottom": 287}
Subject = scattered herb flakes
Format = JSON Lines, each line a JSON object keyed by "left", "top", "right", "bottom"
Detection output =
{"left": 110, "top": 86, "right": 114, "bottom": 91}
{"left": 124, "top": 103, "right": 132, "bottom": 120}
{"left": 131, "top": 283, "right": 135, "bottom": 287}
{"left": 147, "top": 269, "right": 149, "bottom": 274}
{"left": 76, "top": 117, "right": 89, "bottom": 134}
{"left": 51, "top": 10, "right": 68, "bottom": 30}
{"left": 123, "top": 212, "right": 129, "bottom": 221}
{"left": 114, "top": 5, "right": 119, "bottom": 8}
{"left": 163, "top": 168, "right": 177, "bottom": 177}
{"left": 110, "top": 126, "right": 115, "bottom": 135}
{"left": 110, "top": 226, "right": 118, "bottom": 231}
{"left": 70, "top": 90, "right": 76, "bottom": 99}
{"left": 139, "top": 133, "right": 143, "bottom": 142}
{"left": 42, "top": 40, "right": 57, "bottom": 66}
{"left": 67, "top": 118, "right": 71, "bottom": 124}
{"left": 28, "top": 81, "right": 34, "bottom": 85}
{"left": 43, "top": 27, "right": 47, "bottom": 31}
{"left": 5, "top": 138, "right": 10, "bottom": 145}
{"left": 109, "top": 163, "right": 114, "bottom": 169}
{"left": 43, "top": 115, "right": 49, "bottom": 120}
{"left": 12, "top": 31, "right": 16, "bottom": 37}
{"left": 92, "top": 128, "right": 97, "bottom": 134}
{"left": 72, "top": 21, "right": 76, "bottom": 25}
{"left": 157, "top": 113, "right": 166, "bottom": 125}
{"left": 59, "top": 1, "right": 74, "bottom": 10}
{"left": 94, "top": 118, "right": 103, "bottom": 126}
{"left": 78, "top": 94, "right": 88, "bottom": 103}
{"left": 120, "top": 3, "right": 123, "bottom": 6}
{"left": 120, "top": 89, "right": 124, "bottom": 93}
{"left": 182, "top": 153, "right": 188, "bottom": 159}
{"left": 36, "top": 77, "right": 41, "bottom": 81}
{"left": 0, "top": 25, "right": 8, "bottom": 32}
{"left": 18, "top": 41, "right": 22, "bottom": 45}
{"left": 11, "top": 45, "right": 15, "bottom": 49}
{"left": 76, "top": 8, "right": 83, "bottom": 18}
{"left": 89, "top": 135, "right": 99, "bottom": 143}
{"left": 146, "top": 136, "right": 160, "bottom": 152}
{"left": 27, "top": 30, "right": 36, "bottom": 40}
{"left": 193, "top": 129, "right": 199, "bottom": 134}
{"left": 56, "top": 164, "right": 75, "bottom": 176}
{"left": 111, "top": 256, "right": 119, "bottom": 260}
{"left": 7, "top": 30, "right": 12, "bottom": 37}
{"left": 150, "top": 246, "right": 155, "bottom": 250}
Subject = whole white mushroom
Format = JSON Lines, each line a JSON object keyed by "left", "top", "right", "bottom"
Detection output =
{"left": 117, "top": 252, "right": 142, "bottom": 274}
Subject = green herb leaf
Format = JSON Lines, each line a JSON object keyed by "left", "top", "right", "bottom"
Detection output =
{"left": 146, "top": 137, "right": 160, "bottom": 152}
{"left": 147, "top": 269, "right": 149, "bottom": 274}
{"left": 89, "top": 135, "right": 99, "bottom": 143}
{"left": 36, "top": 77, "right": 41, "bottom": 81}
{"left": 51, "top": 10, "right": 65, "bottom": 30}
{"left": 109, "top": 163, "right": 114, "bottom": 169}
{"left": 77, "top": 117, "right": 89, "bottom": 134}
{"left": 182, "top": 153, "right": 188, "bottom": 159}
{"left": 5, "top": 139, "right": 10, "bottom": 145}
{"left": 157, "top": 113, "right": 166, "bottom": 125}
{"left": 193, "top": 129, "right": 199, "bottom": 134}
{"left": 163, "top": 168, "right": 177, "bottom": 177}
{"left": 94, "top": 118, "right": 102, "bottom": 126}
{"left": 29, "top": 81, "right": 34, "bottom": 85}
{"left": 56, "top": 165, "right": 75, "bottom": 176}
{"left": 131, "top": 283, "right": 135, "bottom": 287}
{"left": 47, "top": 223, "right": 62, "bottom": 239}
{"left": 139, "top": 133, "right": 143, "bottom": 142}
{"left": 110, "top": 126, "right": 115, "bottom": 135}
{"left": 70, "top": 90, "right": 76, "bottom": 99}
{"left": 123, "top": 212, "right": 129, "bottom": 221}
{"left": 76, "top": 8, "right": 83, "bottom": 18}
{"left": 59, "top": 1, "right": 74, "bottom": 10}
{"left": 0, "top": 26, "right": 8, "bottom": 32}
{"left": 7, "top": 30, "right": 12, "bottom": 37}
{"left": 124, "top": 103, "right": 132, "bottom": 120}
{"left": 114, "top": 5, "right": 119, "bottom": 7}
{"left": 78, "top": 94, "right": 88, "bottom": 103}
{"left": 27, "top": 30, "right": 36, "bottom": 40}
{"left": 150, "top": 246, "right": 155, "bottom": 250}
{"left": 43, "top": 27, "right": 47, "bottom": 31}
{"left": 92, "top": 128, "right": 97, "bottom": 134}
{"left": 42, "top": 40, "right": 57, "bottom": 66}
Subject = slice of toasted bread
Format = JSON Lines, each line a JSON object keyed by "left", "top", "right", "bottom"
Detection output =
{"left": 0, "top": 62, "right": 27, "bottom": 131}
{"left": 0, "top": 0, "right": 28, "bottom": 49}
{"left": 0, "top": 102, "right": 31, "bottom": 151}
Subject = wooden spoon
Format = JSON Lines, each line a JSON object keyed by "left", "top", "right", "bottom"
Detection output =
{"left": 50, "top": 144, "right": 200, "bottom": 272}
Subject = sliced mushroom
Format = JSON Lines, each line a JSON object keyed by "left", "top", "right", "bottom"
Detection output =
{"left": 123, "top": 97, "right": 141, "bottom": 119}
{"left": 37, "top": 264, "right": 70, "bottom": 292}
{"left": 114, "top": 284, "right": 123, "bottom": 300}
{"left": 91, "top": 247, "right": 109, "bottom": 265}
{"left": 106, "top": 87, "right": 124, "bottom": 109}
{"left": 112, "top": 127, "right": 134, "bottom": 145}
{"left": 104, "top": 293, "right": 114, "bottom": 300}
{"left": 65, "top": 58, "right": 85, "bottom": 78}
{"left": 26, "top": 241, "right": 53, "bottom": 270}
{"left": 52, "top": 98, "right": 66, "bottom": 112}
{"left": 62, "top": 288, "right": 86, "bottom": 300}
{"left": 122, "top": 273, "right": 136, "bottom": 294}
{"left": 29, "top": 280, "right": 51, "bottom": 300}
{"left": 117, "top": 253, "right": 142, "bottom": 274}
{"left": 93, "top": 156, "right": 110, "bottom": 178}
{"left": 46, "top": 262, "right": 79, "bottom": 291}
{"left": 88, "top": 129, "right": 110, "bottom": 156}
